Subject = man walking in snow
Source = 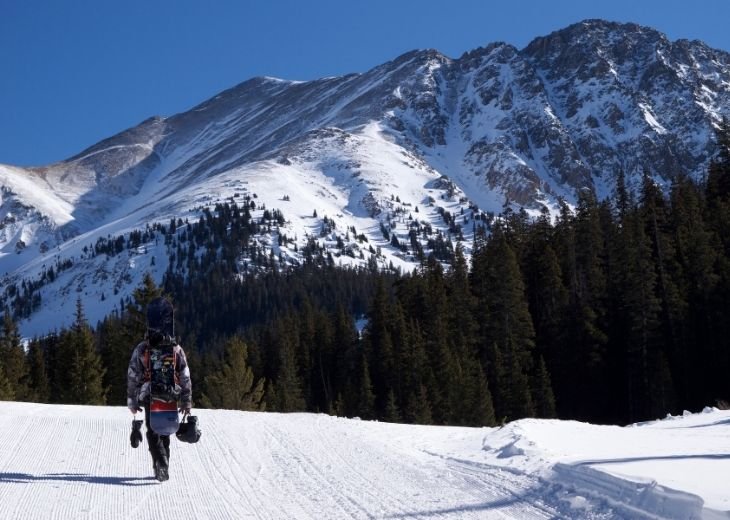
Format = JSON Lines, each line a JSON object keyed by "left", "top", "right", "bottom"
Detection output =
{"left": 127, "top": 296, "right": 193, "bottom": 481}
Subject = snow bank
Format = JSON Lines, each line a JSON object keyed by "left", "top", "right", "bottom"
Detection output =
{"left": 480, "top": 408, "right": 730, "bottom": 518}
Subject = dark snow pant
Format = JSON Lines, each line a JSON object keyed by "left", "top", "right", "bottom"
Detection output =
{"left": 144, "top": 403, "right": 170, "bottom": 467}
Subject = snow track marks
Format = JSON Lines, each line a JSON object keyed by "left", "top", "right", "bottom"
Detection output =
{"left": 0, "top": 403, "right": 563, "bottom": 519}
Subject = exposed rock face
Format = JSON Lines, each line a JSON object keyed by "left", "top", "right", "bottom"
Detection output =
{"left": 518, "top": 20, "right": 728, "bottom": 198}
{"left": 382, "top": 19, "right": 729, "bottom": 205}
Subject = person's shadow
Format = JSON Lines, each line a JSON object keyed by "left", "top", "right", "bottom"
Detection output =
{"left": 0, "top": 472, "right": 157, "bottom": 486}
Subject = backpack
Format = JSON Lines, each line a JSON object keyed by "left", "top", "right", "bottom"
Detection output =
{"left": 143, "top": 342, "right": 181, "bottom": 401}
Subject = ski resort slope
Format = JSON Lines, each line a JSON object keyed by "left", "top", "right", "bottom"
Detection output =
{"left": 0, "top": 402, "right": 728, "bottom": 520}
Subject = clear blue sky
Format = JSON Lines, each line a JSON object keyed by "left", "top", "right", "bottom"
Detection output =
{"left": 2, "top": 0, "right": 729, "bottom": 166}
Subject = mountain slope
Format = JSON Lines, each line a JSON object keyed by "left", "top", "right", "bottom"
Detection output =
{"left": 2, "top": 19, "right": 730, "bottom": 335}
{"left": 0, "top": 401, "right": 727, "bottom": 519}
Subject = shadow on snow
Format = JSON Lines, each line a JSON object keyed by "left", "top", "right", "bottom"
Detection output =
{"left": 382, "top": 496, "right": 526, "bottom": 519}
{"left": 575, "top": 453, "right": 730, "bottom": 466}
{"left": 0, "top": 472, "right": 157, "bottom": 486}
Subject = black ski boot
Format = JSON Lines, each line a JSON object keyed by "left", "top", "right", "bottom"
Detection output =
{"left": 130, "top": 420, "right": 143, "bottom": 448}
{"left": 154, "top": 456, "right": 169, "bottom": 482}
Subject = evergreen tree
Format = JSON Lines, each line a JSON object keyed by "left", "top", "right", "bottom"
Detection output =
{"left": 613, "top": 207, "right": 663, "bottom": 422}
{"left": 383, "top": 389, "right": 402, "bottom": 423}
{"left": 560, "top": 190, "right": 609, "bottom": 421}
{"left": 200, "top": 336, "right": 266, "bottom": 411}
{"left": 471, "top": 223, "right": 536, "bottom": 420}
{"left": 362, "top": 278, "right": 394, "bottom": 414}
{"left": 56, "top": 299, "right": 106, "bottom": 405}
{"left": 127, "top": 273, "right": 165, "bottom": 339}
{"left": 356, "top": 353, "right": 376, "bottom": 420}
{"left": 310, "top": 308, "right": 336, "bottom": 413}
{"left": 614, "top": 168, "right": 631, "bottom": 222}
{"left": 24, "top": 340, "right": 50, "bottom": 402}
{"left": 445, "top": 244, "right": 496, "bottom": 426}
{"left": 331, "top": 305, "right": 359, "bottom": 412}
{"left": 264, "top": 380, "right": 279, "bottom": 412}
{"left": 396, "top": 315, "right": 429, "bottom": 425}
{"left": 459, "top": 358, "right": 496, "bottom": 426}
{"left": 501, "top": 338, "right": 535, "bottom": 420}
{"left": 639, "top": 172, "right": 681, "bottom": 416}
{"left": 531, "top": 356, "right": 557, "bottom": 418}
{"left": 97, "top": 314, "right": 131, "bottom": 405}
{"left": 524, "top": 210, "right": 569, "bottom": 414}
{"left": 297, "top": 299, "right": 316, "bottom": 408}
{"left": 702, "top": 120, "right": 730, "bottom": 404}
{"left": 420, "top": 255, "right": 459, "bottom": 424}
{"left": 272, "top": 321, "right": 306, "bottom": 412}
{"left": 669, "top": 174, "right": 718, "bottom": 407}
{"left": 44, "top": 332, "right": 64, "bottom": 403}
{"left": 410, "top": 384, "right": 433, "bottom": 425}
{"left": 1, "top": 312, "right": 29, "bottom": 400}
{"left": 0, "top": 363, "right": 13, "bottom": 400}
{"left": 390, "top": 282, "right": 424, "bottom": 417}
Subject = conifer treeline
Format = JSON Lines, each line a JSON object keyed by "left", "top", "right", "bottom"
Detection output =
{"left": 2, "top": 122, "right": 729, "bottom": 426}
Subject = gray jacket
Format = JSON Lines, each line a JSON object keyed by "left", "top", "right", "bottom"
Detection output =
{"left": 127, "top": 341, "right": 192, "bottom": 409}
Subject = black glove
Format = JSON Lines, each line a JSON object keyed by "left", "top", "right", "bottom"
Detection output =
{"left": 130, "top": 419, "right": 143, "bottom": 448}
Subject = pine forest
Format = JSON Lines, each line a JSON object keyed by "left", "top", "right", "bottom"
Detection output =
{"left": 2, "top": 123, "right": 730, "bottom": 427}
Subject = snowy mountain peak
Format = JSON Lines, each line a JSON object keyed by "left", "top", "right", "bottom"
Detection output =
{"left": 385, "top": 48, "right": 451, "bottom": 70}
{"left": 2, "top": 20, "right": 730, "bottom": 335}
{"left": 526, "top": 19, "right": 669, "bottom": 54}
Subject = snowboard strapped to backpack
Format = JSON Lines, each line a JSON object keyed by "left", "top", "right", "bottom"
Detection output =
{"left": 145, "top": 297, "right": 181, "bottom": 435}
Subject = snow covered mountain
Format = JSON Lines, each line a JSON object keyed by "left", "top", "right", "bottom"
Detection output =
{"left": 2, "top": 19, "right": 730, "bottom": 335}
{"left": 0, "top": 401, "right": 728, "bottom": 519}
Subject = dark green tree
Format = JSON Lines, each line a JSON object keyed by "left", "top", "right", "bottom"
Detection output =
{"left": 1, "top": 312, "right": 28, "bottom": 400}
{"left": 0, "top": 363, "right": 13, "bottom": 400}
{"left": 410, "top": 384, "right": 433, "bottom": 425}
{"left": 524, "top": 209, "right": 569, "bottom": 414}
{"left": 471, "top": 223, "right": 536, "bottom": 420}
{"left": 200, "top": 336, "right": 266, "bottom": 411}
{"left": 613, "top": 208, "right": 663, "bottom": 422}
{"left": 56, "top": 299, "right": 106, "bottom": 405}
{"left": 97, "top": 314, "right": 130, "bottom": 405}
{"left": 24, "top": 339, "right": 50, "bottom": 402}
{"left": 356, "top": 353, "right": 376, "bottom": 420}
{"left": 126, "top": 273, "right": 165, "bottom": 340}
{"left": 669, "top": 174, "right": 718, "bottom": 406}
{"left": 531, "top": 356, "right": 557, "bottom": 418}
{"left": 361, "top": 278, "right": 394, "bottom": 415}
{"left": 559, "top": 190, "right": 609, "bottom": 421}
{"left": 383, "top": 389, "right": 402, "bottom": 423}
{"left": 272, "top": 320, "right": 306, "bottom": 412}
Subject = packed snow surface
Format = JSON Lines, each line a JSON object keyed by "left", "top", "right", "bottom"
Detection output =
{"left": 0, "top": 402, "right": 727, "bottom": 519}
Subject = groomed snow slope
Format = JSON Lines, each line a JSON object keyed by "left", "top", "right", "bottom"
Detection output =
{"left": 0, "top": 402, "right": 727, "bottom": 519}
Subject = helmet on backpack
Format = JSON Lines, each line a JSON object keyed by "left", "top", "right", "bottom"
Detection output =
{"left": 176, "top": 414, "right": 202, "bottom": 444}
{"left": 147, "top": 297, "right": 175, "bottom": 345}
